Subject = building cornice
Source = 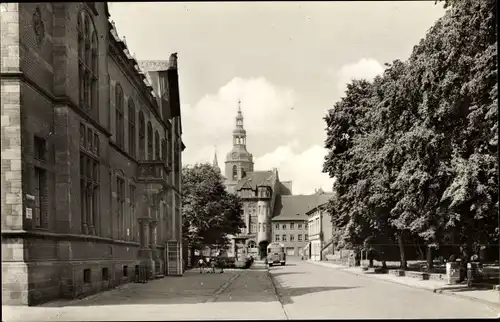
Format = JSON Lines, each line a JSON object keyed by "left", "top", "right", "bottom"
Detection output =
{"left": 107, "top": 21, "right": 169, "bottom": 130}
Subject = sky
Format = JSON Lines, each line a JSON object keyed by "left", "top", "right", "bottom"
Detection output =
{"left": 108, "top": 1, "right": 446, "bottom": 195}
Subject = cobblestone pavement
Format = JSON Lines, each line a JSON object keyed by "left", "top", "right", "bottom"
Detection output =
{"left": 269, "top": 258, "right": 498, "bottom": 319}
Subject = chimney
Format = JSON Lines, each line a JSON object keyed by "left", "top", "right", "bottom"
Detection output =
{"left": 166, "top": 53, "right": 180, "bottom": 119}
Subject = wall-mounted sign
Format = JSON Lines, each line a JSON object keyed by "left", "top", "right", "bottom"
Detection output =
{"left": 127, "top": 228, "right": 130, "bottom": 236}
{"left": 26, "top": 207, "right": 33, "bottom": 219}
{"left": 26, "top": 194, "right": 35, "bottom": 201}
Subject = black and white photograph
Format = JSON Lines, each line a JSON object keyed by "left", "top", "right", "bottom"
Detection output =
{"left": 1, "top": 0, "right": 498, "bottom": 320}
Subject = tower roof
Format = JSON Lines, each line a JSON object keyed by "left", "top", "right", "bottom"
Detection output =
{"left": 213, "top": 147, "right": 220, "bottom": 172}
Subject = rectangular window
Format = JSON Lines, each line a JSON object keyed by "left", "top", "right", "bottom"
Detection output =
{"left": 102, "top": 267, "right": 109, "bottom": 281}
{"left": 282, "top": 224, "right": 286, "bottom": 230}
{"left": 87, "top": 128, "right": 93, "bottom": 151}
{"left": 290, "top": 223, "right": 295, "bottom": 230}
{"left": 275, "top": 224, "right": 279, "bottom": 230}
{"left": 298, "top": 234, "right": 302, "bottom": 241}
{"left": 298, "top": 224, "right": 303, "bottom": 230}
{"left": 94, "top": 133, "right": 99, "bottom": 156}
{"left": 33, "top": 167, "right": 46, "bottom": 228}
{"left": 251, "top": 223, "right": 256, "bottom": 234}
{"left": 305, "top": 234, "right": 309, "bottom": 241}
{"left": 123, "top": 265, "right": 128, "bottom": 277}
{"left": 83, "top": 269, "right": 91, "bottom": 284}
{"left": 282, "top": 234, "right": 287, "bottom": 242}
{"left": 80, "top": 124, "right": 86, "bottom": 147}
{"left": 129, "top": 185, "right": 136, "bottom": 241}
{"left": 117, "top": 177, "right": 125, "bottom": 240}
{"left": 290, "top": 234, "right": 295, "bottom": 241}
{"left": 34, "top": 136, "right": 46, "bottom": 161}
{"left": 275, "top": 234, "right": 280, "bottom": 242}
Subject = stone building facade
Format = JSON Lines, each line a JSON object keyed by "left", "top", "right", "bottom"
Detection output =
{"left": 1, "top": 2, "right": 185, "bottom": 306}
{"left": 271, "top": 193, "right": 333, "bottom": 257}
{"left": 306, "top": 201, "right": 333, "bottom": 261}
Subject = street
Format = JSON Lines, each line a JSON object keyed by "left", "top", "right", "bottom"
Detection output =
{"left": 270, "top": 258, "right": 498, "bottom": 319}
{"left": 3, "top": 259, "right": 497, "bottom": 321}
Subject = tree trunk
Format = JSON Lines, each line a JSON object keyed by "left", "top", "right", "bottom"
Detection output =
{"left": 426, "top": 245, "right": 434, "bottom": 270}
{"left": 397, "top": 231, "right": 407, "bottom": 270}
{"left": 190, "top": 247, "right": 196, "bottom": 267}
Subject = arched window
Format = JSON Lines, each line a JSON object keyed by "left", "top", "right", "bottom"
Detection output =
{"left": 155, "top": 131, "right": 160, "bottom": 160}
{"left": 115, "top": 84, "right": 124, "bottom": 148}
{"left": 128, "top": 100, "right": 136, "bottom": 157}
{"left": 161, "top": 139, "right": 167, "bottom": 161}
{"left": 167, "top": 127, "right": 172, "bottom": 166}
{"left": 77, "top": 10, "right": 98, "bottom": 113}
{"left": 147, "top": 122, "right": 153, "bottom": 160}
{"left": 138, "top": 112, "right": 145, "bottom": 159}
{"left": 232, "top": 165, "right": 237, "bottom": 181}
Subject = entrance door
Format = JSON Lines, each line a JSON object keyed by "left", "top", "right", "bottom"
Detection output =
{"left": 286, "top": 247, "right": 295, "bottom": 256}
{"left": 258, "top": 241, "right": 269, "bottom": 259}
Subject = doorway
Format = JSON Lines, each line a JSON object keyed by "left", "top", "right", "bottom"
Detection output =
{"left": 258, "top": 241, "right": 269, "bottom": 259}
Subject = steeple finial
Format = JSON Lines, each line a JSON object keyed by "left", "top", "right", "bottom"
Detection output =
{"left": 238, "top": 99, "right": 241, "bottom": 112}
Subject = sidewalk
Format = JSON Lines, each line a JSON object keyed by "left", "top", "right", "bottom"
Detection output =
{"left": 307, "top": 260, "right": 500, "bottom": 309}
{"left": 3, "top": 270, "right": 244, "bottom": 322}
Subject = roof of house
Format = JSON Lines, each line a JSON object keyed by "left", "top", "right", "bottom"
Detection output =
{"left": 235, "top": 170, "right": 276, "bottom": 191}
{"left": 272, "top": 193, "right": 334, "bottom": 221}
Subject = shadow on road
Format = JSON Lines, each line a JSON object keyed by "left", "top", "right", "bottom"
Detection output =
{"left": 276, "top": 286, "right": 359, "bottom": 305}
{"left": 271, "top": 272, "right": 305, "bottom": 278}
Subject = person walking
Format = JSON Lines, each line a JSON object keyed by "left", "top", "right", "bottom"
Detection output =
{"left": 217, "top": 255, "right": 225, "bottom": 273}
{"left": 205, "top": 257, "right": 211, "bottom": 273}
{"left": 210, "top": 257, "right": 217, "bottom": 274}
{"left": 197, "top": 258, "right": 205, "bottom": 274}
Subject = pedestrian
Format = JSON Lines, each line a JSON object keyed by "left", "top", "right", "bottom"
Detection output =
{"left": 197, "top": 257, "right": 205, "bottom": 274}
{"left": 205, "top": 257, "right": 211, "bottom": 273}
{"left": 217, "top": 255, "right": 224, "bottom": 274}
{"left": 210, "top": 257, "right": 217, "bottom": 273}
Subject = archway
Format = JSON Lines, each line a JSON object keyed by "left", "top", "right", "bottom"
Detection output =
{"left": 258, "top": 241, "right": 269, "bottom": 260}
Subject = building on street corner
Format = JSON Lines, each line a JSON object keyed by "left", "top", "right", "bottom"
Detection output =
{"left": 272, "top": 192, "right": 333, "bottom": 257}
{"left": 1, "top": 2, "right": 185, "bottom": 306}
{"left": 305, "top": 198, "right": 334, "bottom": 261}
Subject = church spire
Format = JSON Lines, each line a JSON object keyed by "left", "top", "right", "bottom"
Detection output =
{"left": 235, "top": 99, "right": 244, "bottom": 129}
{"left": 233, "top": 99, "right": 246, "bottom": 147}
{"left": 213, "top": 146, "right": 220, "bottom": 172}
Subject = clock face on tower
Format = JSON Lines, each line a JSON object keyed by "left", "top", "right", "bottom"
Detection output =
{"left": 232, "top": 152, "right": 237, "bottom": 158}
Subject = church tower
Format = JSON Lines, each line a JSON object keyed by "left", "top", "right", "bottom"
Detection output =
{"left": 225, "top": 100, "right": 254, "bottom": 193}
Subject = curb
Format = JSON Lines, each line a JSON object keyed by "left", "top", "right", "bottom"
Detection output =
{"left": 434, "top": 289, "right": 500, "bottom": 310}
{"left": 307, "top": 261, "right": 500, "bottom": 310}
{"left": 266, "top": 267, "right": 290, "bottom": 320}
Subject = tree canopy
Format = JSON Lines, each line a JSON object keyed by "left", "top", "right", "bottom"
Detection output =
{"left": 323, "top": 0, "right": 497, "bottom": 266}
{"left": 182, "top": 163, "right": 246, "bottom": 251}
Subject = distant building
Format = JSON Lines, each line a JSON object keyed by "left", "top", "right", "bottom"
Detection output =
{"left": 305, "top": 200, "right": 333, "bottom": 261}
{"left": 272, "top": 193, "right": 334, "bottom": 257}
{"left": 219, "top": 102, "right": 334, "bottom": 260}
{"left": 1, "top": 2, "right": 185, "bottom": 305}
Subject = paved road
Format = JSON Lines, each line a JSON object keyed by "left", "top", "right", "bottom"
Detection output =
{"left": 270, "top": 258, "right": 498, "bottom": 319}
{"left": 3, "top": 259, "right": 497, "bottom": 321}
{"left": 2, "top": 269, "right": 285, "bottom": 321}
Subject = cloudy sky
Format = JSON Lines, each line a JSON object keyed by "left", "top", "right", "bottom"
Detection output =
{"left": 109, "top": 1, "right": 446, "bottom": 195}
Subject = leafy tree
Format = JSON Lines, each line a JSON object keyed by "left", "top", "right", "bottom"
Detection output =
{"left": 323, "top": 0, "right": 497, "bottom": 269}
{"left": 182, "top": 163, "right": 246, "bottom": 262}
